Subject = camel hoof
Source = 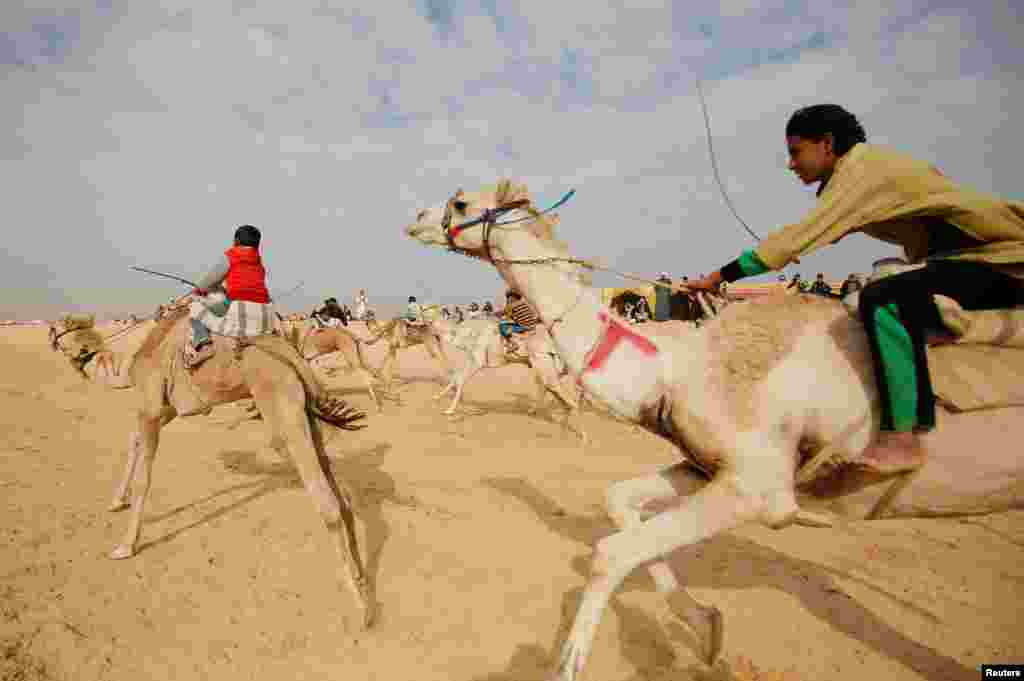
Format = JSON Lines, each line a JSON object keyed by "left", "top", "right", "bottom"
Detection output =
{"left": 107, "top": 500, "right": 130, "bottom": 512}
{"left": 361, "top": 604, "right": 376, "bottom": 630}
{"left": 109, "top": 544, "right": 135, "bottom": 560}
{"left": 667, "top": 594, "right": 723, "bottom": 666}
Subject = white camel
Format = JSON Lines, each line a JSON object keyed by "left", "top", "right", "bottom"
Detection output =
{"left": 430, "top": 316, "right": 586, "bottom": 440}
{"left": 405, "top": 180, "right": 1024, "bottom": 681}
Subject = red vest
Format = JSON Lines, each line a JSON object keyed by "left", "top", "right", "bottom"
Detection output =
{"left": 224, "top": 246, "right": 270, "bottom": 303}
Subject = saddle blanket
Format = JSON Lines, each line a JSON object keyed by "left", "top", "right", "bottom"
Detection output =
{"left": 194, "top": 299, "right": 278, "bottom": 339}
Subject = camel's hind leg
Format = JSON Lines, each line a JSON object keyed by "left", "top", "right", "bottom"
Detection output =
{"left": 378, "top": 348, "right": 401, "bottom": 400}
{"left": 444, "top": 364, "right": 481, "bottom": 415}
{"left": 250, "top": 372, "right": 374, "bottom": 628}
{"left": 109, "top": 407, "right": 175, "bottom": 559}
{"left": 108, "top": 407, "right": 175, "bottom": 512}
{"left": 605, "top": 462, "right": 723, "bottom": 664}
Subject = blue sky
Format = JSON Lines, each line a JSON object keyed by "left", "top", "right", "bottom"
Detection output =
{"left": 1, "top": 1, "right": 1021, "bottom": 318}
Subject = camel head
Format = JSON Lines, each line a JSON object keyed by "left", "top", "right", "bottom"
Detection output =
{"left": 405, "top": 179, "right": 559, "bottom": 255}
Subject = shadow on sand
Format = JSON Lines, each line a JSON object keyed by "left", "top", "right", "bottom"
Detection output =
{"left": 138, "top": 442, "right": 412, "bottom": 625}
{"left": 472, "top": 476, "right": 976, "bottom": 681}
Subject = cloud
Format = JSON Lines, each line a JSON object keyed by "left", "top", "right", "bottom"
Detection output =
{"left": 1, "top": 1, "right": 1021, "bottom": 319}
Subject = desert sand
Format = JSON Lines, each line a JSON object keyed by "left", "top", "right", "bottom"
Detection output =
{"left": 1, "top": 321, "right": 1021, "bottom": 681}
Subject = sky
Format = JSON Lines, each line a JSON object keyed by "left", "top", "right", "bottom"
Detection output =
{"left": 2, "top": 0, "right": 1021, "bottom": 318}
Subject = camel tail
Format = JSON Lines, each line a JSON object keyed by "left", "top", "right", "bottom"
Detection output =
{"left": 309, "top": 395, "right": 367, "bottom": 431}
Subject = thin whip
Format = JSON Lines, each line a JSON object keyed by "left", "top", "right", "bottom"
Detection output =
{"left": 696, "top": 79, "right": 760, "bottom": 242}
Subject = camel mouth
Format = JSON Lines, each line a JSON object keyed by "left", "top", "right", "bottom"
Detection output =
{"left": 404, "top": 222, "right": 444, "bottom": 246}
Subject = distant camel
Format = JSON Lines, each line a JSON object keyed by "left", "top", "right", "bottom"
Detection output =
{"left": 287, "top": 318, "right": 384, "bottom": 411}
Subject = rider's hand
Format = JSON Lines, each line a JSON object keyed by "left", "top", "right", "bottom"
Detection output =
{"left": 192, "top": 288, "right": 209, "bottom": 297}
{"left": 688, "top": 271, "right": 723, "bottom": 292}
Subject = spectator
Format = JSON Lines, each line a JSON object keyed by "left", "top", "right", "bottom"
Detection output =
{"left": 810, "top": 273, "right": 833, "bottom": 296}
{"left": 404, "top": 296, "right": 423, "bottom": 323}
{"left": 840, "top": 274, "right": 862, "bottom": 298}
{"left": 654, "top": 272, "right": 673, "bottom": 321}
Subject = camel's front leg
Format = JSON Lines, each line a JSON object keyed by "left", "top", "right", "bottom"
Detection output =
{"left": 526, "top": 371, "right": 550, "bottom": 417}
{"left": 553, "top": 476, "right": 765, "bottom": 681}
{"left": 379, "top": 349, "right": 399, "bottom": 398}
{"left": 108, "top": 407, "right": 175, "bottom": 513}
{"left": 444, "top": 364, "right": 481, "bottom": 415}
{"left": 605, "top": 462, "right": 723, "bottom": 664}
{"left": 110, "top": 409, "right": 170, "bottom": 559}
{"left": 432, "top": 376, "right": 457, "bottom": 401}
{"left": 356, "top": 368, "right": 382, "bottom": 412}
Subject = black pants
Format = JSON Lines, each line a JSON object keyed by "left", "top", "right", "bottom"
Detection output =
{"left": 858, "top": 260, "right": 1024, "bottom": 431}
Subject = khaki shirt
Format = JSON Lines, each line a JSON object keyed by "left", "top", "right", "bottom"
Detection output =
{"left": 755, "top": 143, "right": 1024, "bottom": 276}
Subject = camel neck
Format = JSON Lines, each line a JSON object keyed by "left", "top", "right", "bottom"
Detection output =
{"left": 487, "top": 229, "right": 609, "bottom": 377}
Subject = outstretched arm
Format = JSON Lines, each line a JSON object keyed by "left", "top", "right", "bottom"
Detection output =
{"left": 195, "top": 255, "right": 230, "bottom": 291}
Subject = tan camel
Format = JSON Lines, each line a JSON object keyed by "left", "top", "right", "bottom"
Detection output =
{"left": 48, "top": 315, "right": 138, "bottom": 389}
{"left": 431, "top": 316, "right": 587, "bottom": 440}
{"left": 107, "top": 306, "right": 376, "bottom": 627}
{"left": 363, "top": 310, "right": 451, "bottom": 397}
{"left": 288, "top": 319, "right": 384, "bottom": 411}
{"left": 405, "top": 180, "right": 1024, "bottom": 680}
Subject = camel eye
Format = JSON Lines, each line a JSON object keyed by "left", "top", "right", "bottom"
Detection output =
{"left": 452, "top": 200, "right": 468, "bottom": 213}
{"left": 416, "top": 210, "right": 427, "bottom": 221}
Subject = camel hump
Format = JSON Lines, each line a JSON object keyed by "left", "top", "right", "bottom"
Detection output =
{"left": 61, "top": 313, "right": 95, "bottom": 331}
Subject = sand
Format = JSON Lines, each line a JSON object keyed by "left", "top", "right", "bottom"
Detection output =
{"left": 1, "top": 322, "right": 1021, "bottom": 681}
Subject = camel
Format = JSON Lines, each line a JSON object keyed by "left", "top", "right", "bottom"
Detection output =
{"left": 287, "top": 318, "right": 384, "bottom": 411}
{"left": 430, "top": 316, "right": 587, "bottom": 440}
{"left": 106, "top": 305, "right": 375, "bottom": 627}
{"left": 363, "top": 309, "right": 452, "bottom": 397}
{"left": 48, "top": 314, "right": 140, "bottom": 389}
{"left": 404, "top": 180, "right": 1024, "bottom": 680}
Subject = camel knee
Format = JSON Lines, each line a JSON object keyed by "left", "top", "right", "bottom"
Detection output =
{"left": 759, "top": 489, "right": 800, "bottom": 529}
{"left": 605, "top": 480, "right": 650, "bottom": 526}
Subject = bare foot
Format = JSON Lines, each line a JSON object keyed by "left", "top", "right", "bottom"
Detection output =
{"left": 858, "top": 431, "right": 925, "bottom": 474}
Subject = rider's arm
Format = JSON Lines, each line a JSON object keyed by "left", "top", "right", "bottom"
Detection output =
{"left": 195, "top": 255, "right": 230, "bottom": 291}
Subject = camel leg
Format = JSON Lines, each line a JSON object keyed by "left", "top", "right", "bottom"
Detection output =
{"left": 526, "top": 372, "right": 550, "bottom": 416}
{"left": 108, "top": 432, "right": 141, "bottom": 512}
{"left": 445, "top": 364, "right": 482, "bottom": 415}
{"left": 433, "top": 376, "right": 458, "bottom": 401}
{"left": 110, "top": 409, "right": 169, "bottom": 559}
{"left": 553, "top": 475, "right": 772, "bottom": 681}
{"left": 108, "top": 408, "right": 175, "bottom": 512}
{"left": 544, "top": 378, "right": 587, "bottom": 445}
{"left": 259, "top": 384, "right": 374, "bottom": 628}
{"left": 379, "top": 349, "right": 399, "bottom": 399}
{"left": 355, "top": 367, "right": 382, "bottom": 412}
{"left": 605, "top": 462, "right": 723, "bottom": 664}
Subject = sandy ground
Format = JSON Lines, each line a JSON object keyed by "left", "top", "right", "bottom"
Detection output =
{"left": 1, "top": 321, "right": 1021, "bottom": 681}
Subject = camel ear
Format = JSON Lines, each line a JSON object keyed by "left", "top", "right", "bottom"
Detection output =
{"left": 495, "top": 179, "right": 530, "bottom": 207}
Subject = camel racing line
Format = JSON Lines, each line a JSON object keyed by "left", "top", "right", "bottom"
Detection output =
{"left": 578, "top": 310, "right": 659, "bottom": 385}
{"left": 983, "top": 665, "right": 1024, "bottom": 679}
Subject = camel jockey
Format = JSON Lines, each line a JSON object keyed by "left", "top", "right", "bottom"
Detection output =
{"left": 312, "top": 297, "right": 347, "bottom": 328}
{"left": 687, "top": 103, "right": 1024, "bottom": 470}
{"left": 187, "top": 224, "right": 271, "bottom": 368}
{"left": 500, "top": 289, "right": 539, "bottom": 355}
{"left": 404, "top": 296, "right": 424, "bottom": 324}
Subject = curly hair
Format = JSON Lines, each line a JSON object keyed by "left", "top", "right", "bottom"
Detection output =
{"left": 785, "top": 104, "right": 867, "bottom": 156}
